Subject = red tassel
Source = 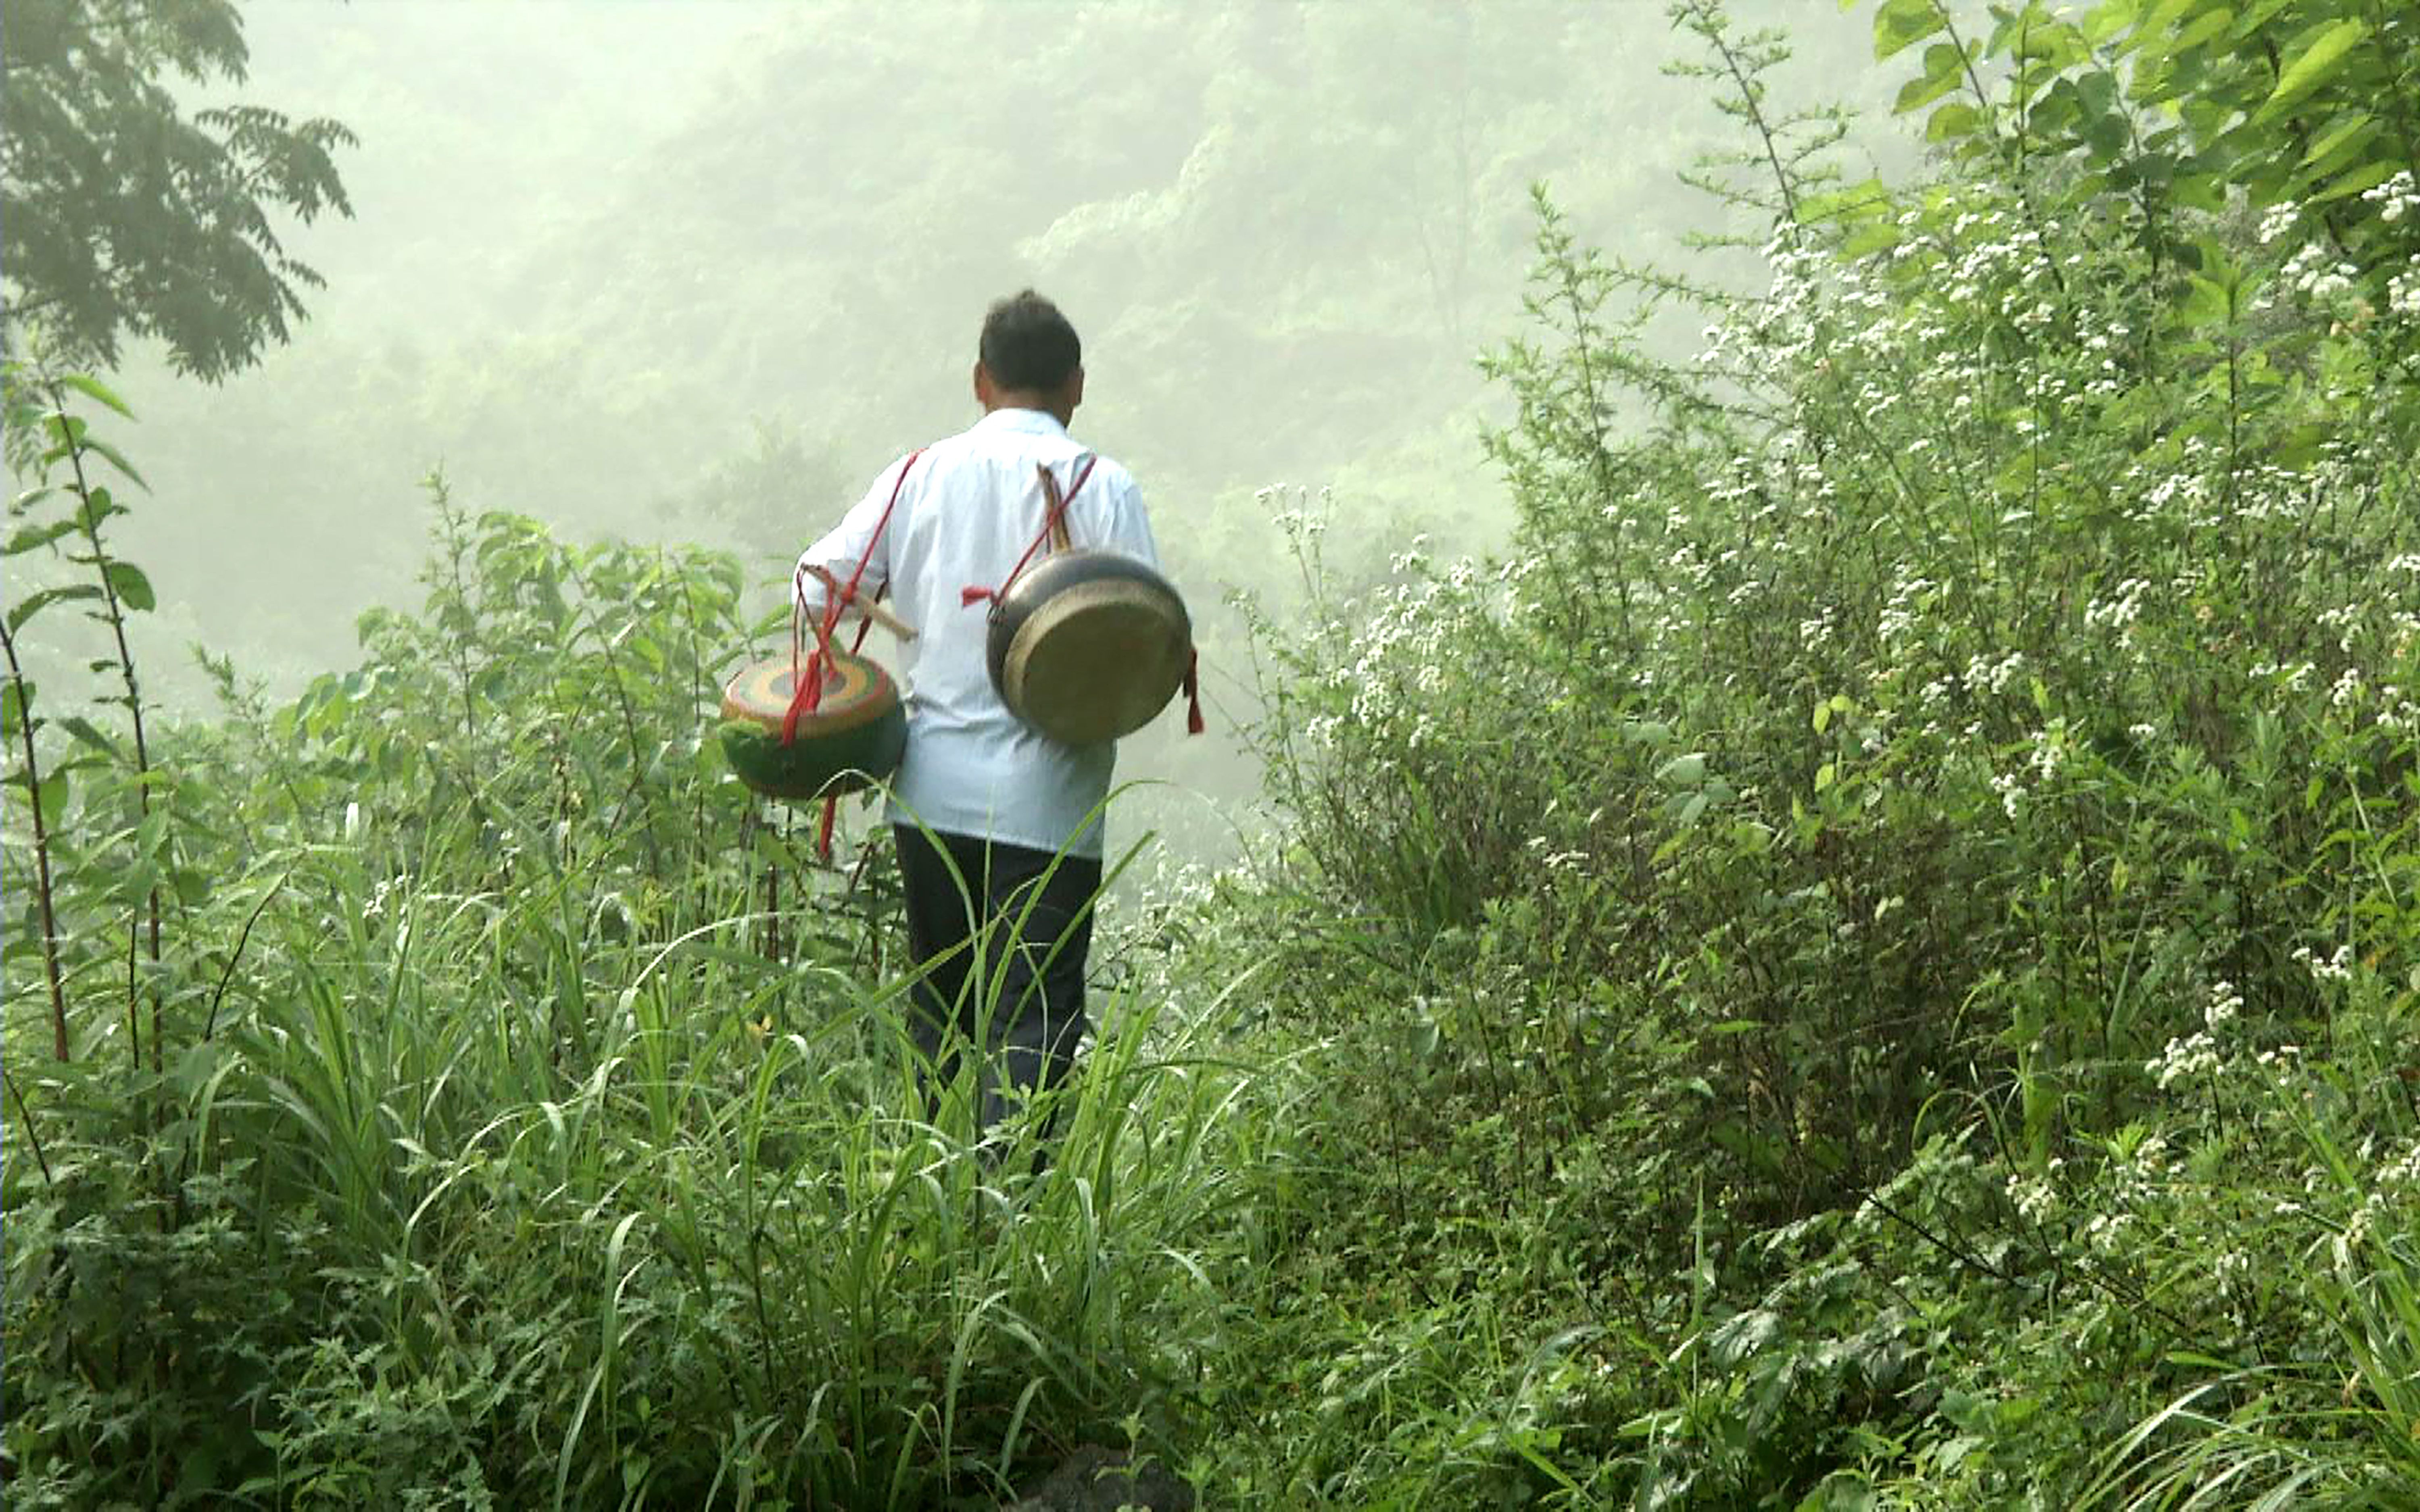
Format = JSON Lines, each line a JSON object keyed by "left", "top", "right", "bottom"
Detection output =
{"left": 960, "top": 585, "right": 995, "bottom": 607}
{"left": 1184, "top": 651, "right": 1205, "bottom": 735}
{"left": 816, "top": 796, "right": 839, "bottom": 862}
{"left": 781, "top": 650, "right": 826, "bottom": 746}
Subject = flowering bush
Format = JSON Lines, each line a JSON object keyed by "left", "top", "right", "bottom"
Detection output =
{"left": 1223, "top": 0, "right": 2420, "bottom": 1499}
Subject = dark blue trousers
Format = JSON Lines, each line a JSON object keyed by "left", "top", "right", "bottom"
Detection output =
{"left": 891, "top": 825, "right": 1099, "bottom": 1143}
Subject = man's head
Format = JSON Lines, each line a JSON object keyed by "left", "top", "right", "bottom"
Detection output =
{"left": 975, "top": 290, "right": 1084, "bottom": 422}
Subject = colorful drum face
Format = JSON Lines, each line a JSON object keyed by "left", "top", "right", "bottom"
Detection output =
{"left": 986, "top": 551, "right": 1192, "bottom": 747}
{"left": 717, "top": 652, "right": 907, "bottom": 801}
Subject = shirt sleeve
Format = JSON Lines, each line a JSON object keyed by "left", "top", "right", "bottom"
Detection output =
{"left": 1080, "top": 464, "right": 1160, "bottom": 573}
{"left": 795, "top": 453, "right": 915, "bottom": 623}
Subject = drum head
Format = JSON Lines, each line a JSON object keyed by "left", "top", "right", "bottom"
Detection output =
{"left": 1001, "top": 576, "right": 1191, "bottom": 746}
{"left": 721, "top": 653, "right": 894, "bottom": 736}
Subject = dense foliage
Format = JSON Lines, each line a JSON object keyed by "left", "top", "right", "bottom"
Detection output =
{"left": 1217, "top": 0, "right": 2420, "bottom": 1502}
{"left": 1, "top": 0, "right": 355, "bottom": 379}
{"left": 7, "top": 0, "right": 2420, "bottom": 1506}
{"left": 3, "top": 400, "right": 1247, "bottom": 1506}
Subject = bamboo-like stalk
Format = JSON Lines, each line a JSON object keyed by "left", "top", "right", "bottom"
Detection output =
{"left": 2, "top": 1062, "right": 54, "bottom": 1189}
{"left": 0, "top": 615, "right": 71, "bottom": 1060}
{"left": 49, "top": 381, "right": 163, "bottom": 1078}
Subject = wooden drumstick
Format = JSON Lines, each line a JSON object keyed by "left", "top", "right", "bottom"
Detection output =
{"left": 803, "top": 564, "right": 918, "bottom": 641}
{"left": 1039, "top": 462, "right": 1072, "bottom": 552}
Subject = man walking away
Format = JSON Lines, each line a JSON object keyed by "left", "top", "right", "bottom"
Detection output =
{"left": 793, "top": 290, "right": 1165, "bottom": 1156}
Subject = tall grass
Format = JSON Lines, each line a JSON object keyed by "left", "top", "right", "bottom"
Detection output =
{"left": 2, "top": 442, "right": 1258, "bottom": 1506}
{"left": 217, "top": 848, "right": 1251, "bottom": 1507}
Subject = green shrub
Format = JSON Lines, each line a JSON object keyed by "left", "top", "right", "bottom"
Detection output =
{"left": 1215, "top": 0, "right": 2420, "bottom": 1501}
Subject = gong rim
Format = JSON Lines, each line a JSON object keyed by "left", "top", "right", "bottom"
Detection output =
{"left": 999, "top": 577, "right": 1191, "bottom": 746}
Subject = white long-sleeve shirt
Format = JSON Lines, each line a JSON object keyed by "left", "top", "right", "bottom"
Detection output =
{"left": 794, "top": 407, "right": 1162, "bottom": 858}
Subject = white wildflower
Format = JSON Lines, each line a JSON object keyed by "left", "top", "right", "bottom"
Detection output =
{"left": 2130, "top": 1134, "right": 2170, "bottom": 1175}
{"left": 2084, "top": 577, "right": 2149, "bottom": 634}
{"left": 2333, "top": 1195, "right": 2385, "bottom": 1267}
{"left": 2291, "top": 942, "right": 2355, "bottom": 983}
{"left": 2082, "top": 1210, "right": 2133, "bottom": 1255}
{"left": 2359, "top": 171, "right": 2419, "bottom": 225}
{"left": 2007, "top": 1171, "right": 2058, "bottom": 1222}
{"left": 2148, "top": 1031, "right": 2220, "bottom": 1089}
{"left": 2381, "top": 1141, "right": 2420, "bottom": 1189}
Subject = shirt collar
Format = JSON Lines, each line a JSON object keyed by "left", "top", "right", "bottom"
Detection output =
{"left": 974, "top": 407, "right": 1069, "bottom": 437}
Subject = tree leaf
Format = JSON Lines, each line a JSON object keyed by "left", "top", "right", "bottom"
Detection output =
{"left": 28, "top": 769, "right": 71, "bottom": 830}
{"left": 104, "top": 560, "right": 156, "bottom": 612}
{"left": 55, "top": 373, "right": 135, "bottom": 419}
{"left": 2256, "top": 19, "right": 2369, "bottom": 123}
{"left": 1656, "top": 753, "right": 1708, "bottom": 787}
{"left": 2178, "top": 275, "right": 2232, "bottom": 328}
{"left": 2306, "top": 156, "right": 2397, "bottom": 204}
{"left": 1926, "top": 102, "right": 1984, "bottom": 142}
{"left": 78, "top": 435, "right": 150, "bottom": 492}
{"left": 2298, "top": 111, "right": 2378, "bottom": 174}
{"left": 6, "top": 583, "right": 103, "bottom": 635}
{"left": 1875, "top": 0, "right": 1947, "bottom": 60}
{"left": 2167, "top": 5, "right": 2231, "bottom": 58}
{"left": 58, "top": 716, "right": 123, "bottom": 760}
{"left": 5, "top": 518, "right": 82, "bottom": 556}
{"left": 2084, "top": 0, "right": 2145, "bottom": 50}
{"left": 1894, "top": 42, "right": 1967, "bottom": 113}
{"left": 77, "top": 486, "right": 127, "bottom": 531}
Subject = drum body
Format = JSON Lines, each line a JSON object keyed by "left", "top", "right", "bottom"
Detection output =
{"left": 986, "top": 550, "right": 1191, "bottom": 746}
{"left": 717, "top": 652, "right": 907, "bottom": 800}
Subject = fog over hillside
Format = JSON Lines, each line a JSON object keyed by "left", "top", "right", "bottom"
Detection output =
{"left": 105, "top": 0, "right": 1905, "bottom": 855}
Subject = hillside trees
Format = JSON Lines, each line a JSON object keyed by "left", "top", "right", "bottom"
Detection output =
{"left": 92, "top": 1, "right": 1895, "bottom": 731}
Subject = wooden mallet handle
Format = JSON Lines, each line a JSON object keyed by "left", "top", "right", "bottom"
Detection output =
{"left": 804, "top": 564, "right": 918, "bottom": 641}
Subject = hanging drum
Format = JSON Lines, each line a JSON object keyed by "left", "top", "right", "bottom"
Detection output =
{"left": 986, "top": 549, "right": 1193, "bottom": 747}
{"left": 717, "top": 652, "right": 908, "bottom": 801}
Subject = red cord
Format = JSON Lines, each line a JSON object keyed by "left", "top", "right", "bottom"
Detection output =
{"left": 784, "top": 450, "right": 921, "bottom": 860}
{"left": 960, "top": 457, "right": 1096, "bottom": 608}
{"left": 786, "top": 449, "right": 922, "bottom": 743}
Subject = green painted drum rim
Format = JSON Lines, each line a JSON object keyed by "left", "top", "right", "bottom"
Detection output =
{"left": 717, "top": 652, "right": 907, "bottom": 800}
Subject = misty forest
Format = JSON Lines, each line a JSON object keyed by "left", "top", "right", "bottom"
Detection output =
{"left": 6, "top": 0, "right": 2420, "bottom": 1506}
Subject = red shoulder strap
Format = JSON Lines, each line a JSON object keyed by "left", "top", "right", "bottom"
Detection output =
{"left": 960, "top": 456, "right": 1098, "bottom": 608}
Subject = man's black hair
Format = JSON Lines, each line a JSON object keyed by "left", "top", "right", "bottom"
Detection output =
{"left": 979, "top": 290, "right": 1082, "bottom": 392}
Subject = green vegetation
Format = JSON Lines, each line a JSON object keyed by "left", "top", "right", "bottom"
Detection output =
{"left": 2, "top": 0, "right": 355, "bottom": 379}
{"left": 8, "top": 0, "right": 2420, "bottom": 1506}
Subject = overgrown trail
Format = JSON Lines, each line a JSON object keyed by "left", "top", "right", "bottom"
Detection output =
{"left": 10, "top": 0, "right": 2420, "bottom": 1505}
